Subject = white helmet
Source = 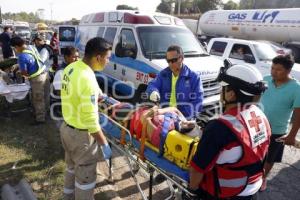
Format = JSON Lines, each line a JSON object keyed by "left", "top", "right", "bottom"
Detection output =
{"left": 217, "top": 64, "right": 267, "bottom": 96}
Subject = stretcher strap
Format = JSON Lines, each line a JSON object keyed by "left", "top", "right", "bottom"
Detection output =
{"left": 120, "top": 120, "right": 128, "bottom": 145}
{"left": 139, "top": 118, "right": 148, "bottom": 161}
{"left": 159, "top": 112, "right": 178, "bottom": 157}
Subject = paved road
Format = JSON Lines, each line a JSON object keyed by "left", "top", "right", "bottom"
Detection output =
{"left": 96, "top": 137, "right": 300, "bottom": 200}
{"left": 259, "top": 142, "right": 300, "bottom": 200}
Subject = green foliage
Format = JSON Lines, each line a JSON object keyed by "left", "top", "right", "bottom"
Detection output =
{"left": 223, "top": 0, "right": 239, "bottom": 10}
{"left": 2, "top": 12, "right": 41, "bottom": 23}
{"left": 116, "top": 4, "right": 138, "bottom": 10}
{"left": 156, "top": 2, "right": 172, "bottom": 14}
{"left": 195, "top": 0, "right": 222, "bottom": 13}
{"left": 240, "top": 0, "right": 300, "bottom": 9}
{"left": 239, "top": 0, "right": 256, "bottom": 9}
{"left": 156, "top": 0, "right": 201, "bottom": 14}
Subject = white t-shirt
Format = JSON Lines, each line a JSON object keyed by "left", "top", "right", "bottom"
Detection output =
{"left": 53, "top": 69, "right": 63, "bottom": 90}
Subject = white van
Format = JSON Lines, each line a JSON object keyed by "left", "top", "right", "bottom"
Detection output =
{"left": 75, "top": 10, "right": 223, "bottom": 112}
{"left": 207, "top": 38, "right": 300, "bottom": 80}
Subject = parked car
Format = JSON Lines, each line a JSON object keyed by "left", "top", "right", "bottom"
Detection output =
{"left": 258, "top": 40, "right": 292, "bottom": 56}
{"left": 207, "top": 37, "right": 300, "bottom": 80}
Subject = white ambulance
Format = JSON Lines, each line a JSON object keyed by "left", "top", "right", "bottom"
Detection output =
{"left": 75, "top": 10, "right": 223, "bottom": 112}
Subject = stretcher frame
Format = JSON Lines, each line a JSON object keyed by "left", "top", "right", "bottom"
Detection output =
{"left": 100, "top": 113, "right": 196, "bottom": 200}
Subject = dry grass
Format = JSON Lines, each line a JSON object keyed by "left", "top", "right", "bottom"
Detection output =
{"left": 0, "top": 97, "right": 113, "bottom": 200}
{"left": 0, "top": 99, "right": 65, "bottom": 200}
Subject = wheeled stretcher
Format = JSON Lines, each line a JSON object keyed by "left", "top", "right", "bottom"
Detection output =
{"left": 98, "top": 96, "right": 201, "bottom": 199}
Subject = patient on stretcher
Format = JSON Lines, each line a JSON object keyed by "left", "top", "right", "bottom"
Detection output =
{"left": 134, "top": 106, "right": 201, "bottom": 148}
{"left": 100, "top": 97, "right": 202, "bottom": 148}
{"left": 99, "top": 96, "right": 202, "bottom": 169}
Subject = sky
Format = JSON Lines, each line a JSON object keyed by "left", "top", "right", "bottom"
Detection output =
{"left": 1, "top": 0, "right": 240, "bottom": 21}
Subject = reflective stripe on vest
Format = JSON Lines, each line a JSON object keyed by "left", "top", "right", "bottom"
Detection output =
{"left": 49, "top": 66, "right": 55, "bottom": 73}
{"left": 23, "top": 46, "right": 45, "bottom": 78}
{"left": 200, "top": 105, "right": 271, "bottom": 198}
{"left": 220, "top": 114, "right": 244, "bottom": 133}
{"left": 219, "top": 177, "right": 247, "bottom": 188}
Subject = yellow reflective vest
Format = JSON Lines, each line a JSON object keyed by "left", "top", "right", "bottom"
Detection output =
{"left": 61, "top": 60, "right": 102, "bottom": 133}
{"left": 22, "top": 46, "right": 45, "bottom": 78}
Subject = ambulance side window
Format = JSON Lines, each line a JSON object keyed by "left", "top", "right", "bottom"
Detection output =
{"left": 120, "top": 29, "right": 136, "bottom": 50}
{"left": 97, "top": 27, "right": 105, "bottom": 37}
{"left": 115, "top": 29, "right": 137, "bottom": 59}
{"left": 104, "top": 27, "right": 117, "bottom": 44}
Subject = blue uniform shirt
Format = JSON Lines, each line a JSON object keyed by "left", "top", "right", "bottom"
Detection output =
{"left": 146, "top": 64, "right": 204, "bottom": 119}
{"left": 18, "top": 46, "right": 40, "bottom": 76}
{"left": 260, "top": 75, "right": 300, "bottom": 134}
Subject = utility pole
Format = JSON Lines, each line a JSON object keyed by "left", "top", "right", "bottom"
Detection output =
{"left": 171, "top": 2, "right": 176, "bottom": 15}
{"left": 177, "top": 0, "right": 181, "bottom": 15}
{"left": 253, "top": 0, "right": 256, "bottom": 9}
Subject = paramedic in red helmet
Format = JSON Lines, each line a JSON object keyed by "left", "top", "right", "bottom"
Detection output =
{"left": 188, "top": 64, "right": 271, "bottom": 200}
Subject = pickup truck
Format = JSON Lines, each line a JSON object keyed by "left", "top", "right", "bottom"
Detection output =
{"left": 207, "top": 37, "right": 300, "bottom": 80}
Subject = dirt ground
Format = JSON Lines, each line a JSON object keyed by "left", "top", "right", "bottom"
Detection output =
{"left": 0, "top": 98, "right": 300, "bottom": 200}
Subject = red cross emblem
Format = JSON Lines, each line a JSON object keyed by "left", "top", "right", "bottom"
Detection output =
{"left": 248, "top": 111, "right": 262, "bottom": 132}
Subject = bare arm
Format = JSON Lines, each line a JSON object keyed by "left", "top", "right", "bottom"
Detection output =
{"left": 21, "top": 71, "right": 29, "bottom": 77}
{"left": 278, "top": 108, "right": 300, "bottom": 145}
{"left": 91, "top": 128, "right": 108, "bottom": 145}
{"left": 189, "top": 167, "right": 204, "bottom": 190}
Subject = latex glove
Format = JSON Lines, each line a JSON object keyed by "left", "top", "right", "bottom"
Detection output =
{"left": 149, "top": 91, "right": 160, "bottom": 103}
{"left": 101, "top": 143, "right": 112, "bottom": 159}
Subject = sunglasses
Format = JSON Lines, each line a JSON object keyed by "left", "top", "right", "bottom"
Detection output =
{"left": 166, "top": 57, "right": 180, "bottom": 63}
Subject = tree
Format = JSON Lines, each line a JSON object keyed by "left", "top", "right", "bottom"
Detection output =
{"left": 240, "top": 0, "right": 300, "bottom": 9}
{"left": 2, "top": 12, "right": 41, "bottom": 23}
{"left": 223, "top": 0, "right": 239, "bottom": 10}
{"left": 239, "top": 0, "right": 252, "bottom": 9}
{"left": 173, "top": 0, "right": 196, "bottom": 15}
{"left": 195, "top": 0, "right": 222, "bottom": 13}
{"left": 156, "top": 2, "right": 171, "bottom": 14}
{"left": 116, "top": 4, "right": 138, "bottom": 10}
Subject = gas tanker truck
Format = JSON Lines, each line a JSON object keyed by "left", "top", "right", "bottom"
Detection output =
{"left": 199, "top": 8, "right": 300, "bottom": 62}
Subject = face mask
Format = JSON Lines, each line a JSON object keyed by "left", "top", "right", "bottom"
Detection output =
{"left": 91, "top": 56, "right": 104, "bottom": 71}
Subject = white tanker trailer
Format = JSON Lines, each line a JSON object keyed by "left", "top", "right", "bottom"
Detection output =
{"left": 199, "top": 8, "right": 300, "bottom": 61}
